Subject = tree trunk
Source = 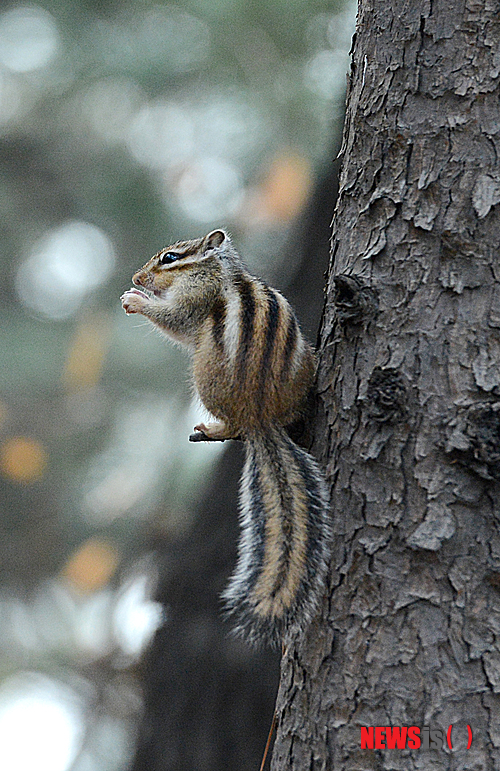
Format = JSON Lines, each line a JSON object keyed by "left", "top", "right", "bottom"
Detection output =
{"left": 273, "top": 1, "right": 500, "bottom": 769}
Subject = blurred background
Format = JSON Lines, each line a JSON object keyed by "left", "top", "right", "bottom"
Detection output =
{"left": 0, "top": 0, "right": 354, "bottom": 768}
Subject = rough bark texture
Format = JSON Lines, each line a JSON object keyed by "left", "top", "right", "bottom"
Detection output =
{"left": 273, "top": 1, "right": 500, "bottom": 770}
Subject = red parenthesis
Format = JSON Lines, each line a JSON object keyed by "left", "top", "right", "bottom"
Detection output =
{"left": 447, "top": 725, "right": 453, "bottom": 750}
{"left": 467, "top": 725, "right": 472, "bottom": 750}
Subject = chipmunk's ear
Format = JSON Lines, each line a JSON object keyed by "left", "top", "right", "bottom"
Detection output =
{"left": 204, "top": 229, "right": 227, "bottom": 251}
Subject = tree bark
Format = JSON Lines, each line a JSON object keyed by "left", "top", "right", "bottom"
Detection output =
{"left": 273, "top": 1, "right": 500, "bottom": 769}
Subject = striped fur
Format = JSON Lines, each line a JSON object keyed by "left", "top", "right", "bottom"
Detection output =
{"left": 234, "top": 273, "right": 256, "bottom": 381}
{"left": 223, "top": 282, "right": 243, "bottom": 363}
{"left": 210, "top": 296, "right": 226, "bottom": 351}
{"left": 208, "top": 273, "right": 313, "bottom": 430}
{"left": 223, "top": 426, "right": 331, "bottom": 647}
{"left": 123, "top": 229, "right": 331, "bottom": 646}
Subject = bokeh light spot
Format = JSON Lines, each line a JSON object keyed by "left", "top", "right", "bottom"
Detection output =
{"left": 0, "top": 673, "right": 83, "bottom": 771}
{"left": 128, "top": 101, "right": 195, "bottom": 169}
{"left": 0, "top": 437, "right": 48, "bottom": 483}
{"left": 305, "top": 48, "right": 350, "bottom": 100}
{"left": 63, "top": 316, "right": 111, "bottom": 392}
{"left": 62, "top": 539, "right": 120, "bottom": 593}
{"left": 175, "top": 156, "right": 243, "bottom": 221}
{"left": 0, "top": 6, "right": 59, "bottom": 73}
{"left": 16, "top": 221, "right": 115, "bottom": 320}
{"left": 113, "top": 574, "right": 163, "bottom": 657}
{"left": 259, "top": 151, "right": 313, "bottom": 221}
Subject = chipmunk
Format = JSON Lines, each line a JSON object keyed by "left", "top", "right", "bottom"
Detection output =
{"left": 121, "top": 230, "right": 331, "bottom": 646}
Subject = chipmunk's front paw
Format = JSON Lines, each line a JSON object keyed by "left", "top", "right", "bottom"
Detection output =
{"left": 193, "top": 420, "right": 234, "bottom": 441}
{"left": 121, "top": 289, "right": 149, "bottom": 314}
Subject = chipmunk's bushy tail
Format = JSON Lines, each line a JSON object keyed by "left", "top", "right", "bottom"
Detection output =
{"left": 222, "top": 425, "right": 331, "bottom": 647}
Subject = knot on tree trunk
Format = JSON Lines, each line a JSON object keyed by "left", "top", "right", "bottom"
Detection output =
{"left": 333, "top": 274, "right": 378, "bottom": 325}
{"left": 366, "top": 367, "right": 408, "bottom": 423}
{"left": 446, "top": 402, "right": 500, "bottom": 481}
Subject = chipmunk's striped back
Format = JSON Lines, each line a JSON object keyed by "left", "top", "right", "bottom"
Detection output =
{"left": 195, "top": 270, "right": 314, "bottom": 434}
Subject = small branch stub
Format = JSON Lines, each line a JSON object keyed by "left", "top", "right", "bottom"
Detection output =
{"left": 189, "top": 431, "right": 227, "bottom": 442}
{"left": 189, "top": 431, "right": 242, "bottom": 443}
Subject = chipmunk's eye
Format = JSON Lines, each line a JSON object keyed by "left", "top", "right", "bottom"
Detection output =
{"left": 158, "top": 252, "right": 179, "bottom": 265}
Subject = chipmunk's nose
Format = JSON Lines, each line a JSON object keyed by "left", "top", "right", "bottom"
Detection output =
{"left": 132, "top": 272, "right": 145, "bottom": 287}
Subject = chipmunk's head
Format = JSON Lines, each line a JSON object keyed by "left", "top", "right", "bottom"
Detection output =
{"left": 132, "top": 229, "right": 237, "bottom": 296}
